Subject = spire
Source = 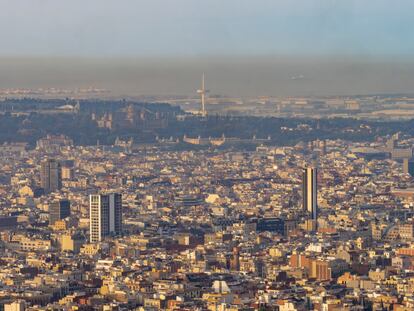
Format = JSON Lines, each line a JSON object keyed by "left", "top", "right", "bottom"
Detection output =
{"left": 197, "top": 73, "right": 209, "bottom": 117}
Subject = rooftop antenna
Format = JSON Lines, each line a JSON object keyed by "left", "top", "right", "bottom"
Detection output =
{"left": 197, "top": 73, "right": 209, "bottom": 117}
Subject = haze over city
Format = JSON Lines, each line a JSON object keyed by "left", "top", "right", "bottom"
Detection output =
{"left": 1, "top": 0, "right": 414, "bottom": 97}
{"left": 2, "top": 1, "right": 414, "bottom": 311}
{"left": 3, "top": 57, "right": 414, "bottom": 97}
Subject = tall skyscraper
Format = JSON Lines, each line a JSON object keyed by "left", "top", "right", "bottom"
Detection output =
{"left": 303, "top": 167, "right": 317, "bottom": 220}
{"left": 403, "top": 158, "right": 414, "bottom": 176}
{"left": 40, "top": 159, "right": 62, "bottom": 193}
{"left": 49, "top": 199, "right": 71, "bottom": 225}
{"left": 89, "top": 193, "right": 122, "bottom": 243}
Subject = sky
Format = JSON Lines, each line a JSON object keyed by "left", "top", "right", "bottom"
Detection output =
{"left": 1, "top": 0, "right": 414, "bottom": 57}
{"left": 2, "top": 0, "right": 414, "bottom": 97}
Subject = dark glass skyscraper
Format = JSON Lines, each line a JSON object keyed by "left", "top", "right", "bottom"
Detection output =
{"left": 303, "top": 167, "right": 317, "bottom": 220}
{"left": 403, "top": 158, "right": 414, "bottom": 177}
{"left": 40, "top": 159, "right": 62, "bottom": 193}
{"left": 49, "top": 199, "right": 70, "bottom": 225}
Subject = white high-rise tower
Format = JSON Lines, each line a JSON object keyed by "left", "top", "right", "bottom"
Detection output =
{"left": 303, "top": 167, "right": 317, "bottom": 221}
{"left": 197, "top": 73, "right": 209, "bottom": 117}
{"left": 89, "top": 193, "right": 122, "bottom": 243}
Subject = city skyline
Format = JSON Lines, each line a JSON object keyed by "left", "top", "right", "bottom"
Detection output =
{"left": 1, "top": 2, "right": 414, "bottom": 310}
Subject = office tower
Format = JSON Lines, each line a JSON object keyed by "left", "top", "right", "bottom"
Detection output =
{"left": 40, "top": 159, "right": 62, "bottom": 193}
{"left": 303, "top": 167, "right": 317, "bottom": 220}
{"left": 89, "top": 193, "right": 122, "bottom": 243}
{"left": 49, "top": 200, "right": 70, "bottom": 225}
{"left": 403, "top": 158, "right": 409, "bottom": 174}
{"left": 403, "top": 158, "right": 414, "bottom": 176}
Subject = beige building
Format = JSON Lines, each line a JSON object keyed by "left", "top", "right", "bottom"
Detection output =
{"left": 4, "top": 300, "right": 25, "bottom": 311}
{"left": 61, "top": 234, "right": 84, "bottom": 253}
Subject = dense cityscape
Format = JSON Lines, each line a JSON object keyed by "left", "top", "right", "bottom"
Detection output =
{"left": 1, "top": 98, "right": 414, "bottom": 310}
{"left": 3, "top": 1, "right": 414, "bottom": 310}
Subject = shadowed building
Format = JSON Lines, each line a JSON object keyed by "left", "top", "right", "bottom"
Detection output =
{"left": 40, "top": 159, "right": 62, "bottom": 193}
{"left": 403, "top": 158, "right": 414, "bottom": 176}
{"left": 49, "top": 200, "right": 70, "bottom": 225}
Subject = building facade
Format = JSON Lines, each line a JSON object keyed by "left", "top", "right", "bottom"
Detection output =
{"left": 49, "top": 200, "right": 70, "bottom": 225}
{"left": 40, "top": 159, "right": 62, "bottom": 193}
{"left": 89, "top": 193, "right": 122, "bottom": 243}
{"left": 303, "top": 167, "right": 317, "bottom": 220}
{"left": 403, "top": 158, "right": 414, "bottom": 176}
